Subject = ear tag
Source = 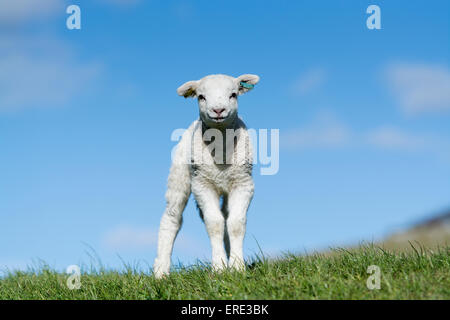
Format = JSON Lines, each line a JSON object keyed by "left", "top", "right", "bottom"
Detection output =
{"left": 240, "top": 81, "right": 254, "bottom": 89}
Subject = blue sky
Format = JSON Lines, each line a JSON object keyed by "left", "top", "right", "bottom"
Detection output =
{"left": 0, "top": 0, "right": 449, "bottom": 274}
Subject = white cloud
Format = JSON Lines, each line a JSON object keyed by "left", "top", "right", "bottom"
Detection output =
{"left": 0, "top": 0, "right": 63, "bottom": 26}
{"left": 0, "top": 35, "right": 101, "bottom": 111}
{"left": 0, "top": 0, "right": 140, "bottom": 26}
{"left": 282, "top": 111, "right": 450, "bottom": 162}
{"left": 0, "top": 0, "right": 136, "bottom": 112}
{"left": 282, "top": 112, "right": 351, "bottom": 149}
{"left": 366, "top": 126, "right": 450, "bottom": 163}
{"left": 291, "top": 68, "right": 327, "bottom": 96}
{"left": 366, "top": 127, "right": 428, "bottom": 151}
{"left": 386, "top": 63, "right": 450, "bottom": 114}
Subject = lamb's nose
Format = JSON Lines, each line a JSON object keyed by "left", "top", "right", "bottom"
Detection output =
{"left": 213, "top": 108, "right": 225, "bottom": 116}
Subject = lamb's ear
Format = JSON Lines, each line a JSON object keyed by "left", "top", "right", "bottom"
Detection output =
{"left": 236, "top": 74, "right": 260, "bottom": 95}
{"left": 177, "top": 80, "right": 199, "bottom": 98}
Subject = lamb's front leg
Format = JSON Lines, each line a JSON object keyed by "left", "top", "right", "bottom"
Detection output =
{"left": 227, "top": 184, "right": 254, "bottom": 271}
{"left": 194, "top": 186, "right": 228, "bottom": 271}
{"left": 154, "top": 164, "right": 190, "bottom": 279}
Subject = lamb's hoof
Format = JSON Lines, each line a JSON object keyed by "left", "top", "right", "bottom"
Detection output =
{"left": 153, "top": 259, "right": 170, "bottom": 279}
{"left": 229, "top": 259, "right": 246, "bottom": 272}
{"left": 154, "top": 270, "right": 169, "bottom": 280}
{"left": 211, "top": 260, "right": 228, "bottom": 273}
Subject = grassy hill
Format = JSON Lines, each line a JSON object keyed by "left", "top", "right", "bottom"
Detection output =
{"left": 379, "top": 210, "right": 450, "bottom": 251}
{"left": 1, "top": 244, "right": 449, "bottom": 300}
{"left": 2, "top": 211, "right": 449, "bottom": 300}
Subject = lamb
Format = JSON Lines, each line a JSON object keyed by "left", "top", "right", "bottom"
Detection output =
{"left": 153, "top": 74, "right": 260, "bottom": 279}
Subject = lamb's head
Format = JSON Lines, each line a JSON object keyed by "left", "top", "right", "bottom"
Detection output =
{"left": 177, "top": 74, "right": 260, "bottom": 128}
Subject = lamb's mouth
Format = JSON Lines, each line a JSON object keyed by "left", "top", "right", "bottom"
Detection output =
{"left": 208, "top": 115, "right": 227, "bottom": 122}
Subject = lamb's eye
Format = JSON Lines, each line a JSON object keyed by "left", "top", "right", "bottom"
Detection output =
{"left": 198, "top": 94, "right": 206, "bottom": 101}
{"left": 230, "top": 92, "right": 237, "bottom": 99}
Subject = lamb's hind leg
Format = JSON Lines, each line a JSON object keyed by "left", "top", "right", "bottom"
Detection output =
{"left": 154, "top": 164, "right": 191, "bottom": 279}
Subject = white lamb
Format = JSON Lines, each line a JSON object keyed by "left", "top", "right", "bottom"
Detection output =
{"left": 153, "top": 73, "right": 260, "bottom": 278}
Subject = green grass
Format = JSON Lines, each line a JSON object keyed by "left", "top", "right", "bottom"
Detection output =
{"left": 1, "top": 245, "right": 449, "bottom": 300}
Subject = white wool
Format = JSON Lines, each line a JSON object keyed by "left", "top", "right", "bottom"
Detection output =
{"left": 153, "top": 74, "right": 259, "bottom": 278}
